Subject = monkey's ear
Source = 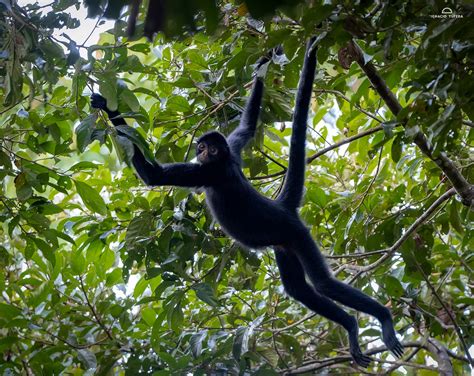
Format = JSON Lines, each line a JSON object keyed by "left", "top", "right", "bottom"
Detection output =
{"left": 91, "top": 93, "right": 108, "bottom": 110}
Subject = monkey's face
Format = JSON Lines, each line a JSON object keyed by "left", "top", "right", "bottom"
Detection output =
{"left": 196, "top": 131, "right": 229, "bottom": 164}
{"left": 196, "top": 141, "right": 220, "bottom": 164}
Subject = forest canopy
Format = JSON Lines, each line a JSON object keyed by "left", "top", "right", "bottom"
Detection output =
{"left": 0, "top": 0, "right": 473, "bottom": 374}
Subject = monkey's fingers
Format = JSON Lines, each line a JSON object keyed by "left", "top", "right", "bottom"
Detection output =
{"left": 91, "top": 93, "right": 107, "bottom": 110}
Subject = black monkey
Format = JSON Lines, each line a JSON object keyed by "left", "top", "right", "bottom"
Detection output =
{"left": 91, "top": 39, "right": 403, "bottom": 367}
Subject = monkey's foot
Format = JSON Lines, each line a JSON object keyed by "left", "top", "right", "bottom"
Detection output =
{"left": 348, "top": 329, "right": 371, "bottom": 368}
{"left": 382, "top": 321, "right": 404, "bottom": 358}
{"left": 350, "top": 347, "right": 372, "bottom": 368}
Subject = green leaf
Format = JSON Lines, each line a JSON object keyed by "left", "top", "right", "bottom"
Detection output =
{"left": 0, "top": 336, "right": 19, "bottom": 352}
{"left": 106, "top": 268, "right": 123, "bottom": 286}
{"left": 449, "top": 201, "right": 464, "bottom": 234}
{"left": 68, "top": 161, "right": 99, "bottom": 171}
{"left": 189, "top": 330, "right": 207, "bottom": 358}
{"left": 156, "top": 351, "right": 177, "bottom": 368}
{"left": 193, "top": 283, "right": 219, "bottom": 307}
{"left": 74, "top": 180, "right": 107, "bottom": 215}
{"left": 167, "top": 96, "right": 191, "bottom": 113}
{"left": 111, "top": 134, "right": 135, "bottom": 165}
{"left": 32, "top": 238, "right": 55, "bottom": 267}
{"left": 0, "top": 150, "right": 11, "bottom": 169}
{"left": 384, "top": 276, "right": 404, "bottom": 298}
{"left": 125, "top": 212, "right": 154, "bottom": 250}
{"left": 280, "top": 334, "right": 302, "bottom": 365}
{"left": 120, "top": 89, "right": 140, "bottom": 112}
{"left": 405, "top": 124, "right": 420, "bottom": 140}
{"left": 129, "top": 43, "right": 151, "bottom": 54}
{"left": 391, "top": 134, "right": 403, "bottom": 163}
{"left": 360, "top": 328, "right": 381, "bottom": 337}
{"left": 76, "top": 114, "right": 97, "bottom": 152}
{"left": 381, "top": 120, "right": 398, "bottom": 139}
{"left": 115, "top": 125, "right": 155, "bottom": 164}
{"left": 232, "top": 316, "right": 264, "bottom": 360}
{"left": 71, "top": 250, "right": 86, "bottom": 275}
{"left": 187, "top": 50, "right": 207, "bottom": 69}
{"left": 99, "top": 78, "right": 118, "bottom": 111}
{"left": 167, "top": 301, "right": 183, "bottom": 331}
{"left": 0, "top": 246, "right": 11, "bottom": 266}
{"left": 0, "top": 303, "right": 22, "bottom": 321}
{"left": 307, "top": 186, "right": 327, "bottom": 207}
{"left": 77, "top": 349, "right": 97, "bottom": 370}
{"left": 233, "top": 326, "right": 249, "bottom": 360}
{"left": 141, "top": 307, "right": 156, "bottom": 327}
{"left": 14, "top": 172, "right": 32, "bottom": 201}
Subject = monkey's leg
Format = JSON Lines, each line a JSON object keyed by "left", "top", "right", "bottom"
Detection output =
{"left": 293, "top": 238, "right": 404, "bottom": 358}
{"left": 275, "top": 247, "right": 371, "bottom": 367}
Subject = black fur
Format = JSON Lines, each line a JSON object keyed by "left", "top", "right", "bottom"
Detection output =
{"left": 91, "top": 39, "right": 403, "bottom": 366}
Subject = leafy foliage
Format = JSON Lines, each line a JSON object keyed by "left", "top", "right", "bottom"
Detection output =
{"left": 0, "top": 1, "right": 472, "bottom": 375}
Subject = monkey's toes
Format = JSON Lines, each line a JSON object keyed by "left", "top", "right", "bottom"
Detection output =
{"left": 382, "top": 323, "right": 404, "bottom": 358}
{"left": 390, "top": 339, "right": 404, "bottom": 358}
{"left": 351, "top": 349, "right": 371, "bottom": 368}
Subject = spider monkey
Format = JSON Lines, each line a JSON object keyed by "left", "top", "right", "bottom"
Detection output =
{"left": 90, "top": 38, "right": 403, "bottom": 367}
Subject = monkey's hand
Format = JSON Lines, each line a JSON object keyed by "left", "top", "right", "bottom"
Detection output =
{"left": 91, "top": 93, "right": 108, "bottom": 110}
{"left": 254, "top": 45, "right": 285, "bottom": 78}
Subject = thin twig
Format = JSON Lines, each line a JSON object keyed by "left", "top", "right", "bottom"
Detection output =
{"left": 307, "top": 125, "right": 383, "bottom": 163}
{"left": 344, "top": 188, "right": 456, "bottom": 273}
{"left": 347, "top": 40, "right": 474, "bottom": 207}
{"left": 272, "top": 313, "right": 317, "bottom": 334}
{"left": 79, "top": 276, "right": 115, "bottom": 342}
{"left": 413, "top": 258, "right": 473, "bottom": 366}
{"left": 353, "top": 144, "right": 384, "bottom": 213}
{"left": 283, "top": 340, "right": 468, "bottom": 374}
{"left": 314, "top": 89, "right": 384, "bottom": 123}
{"left": 81, "top": 17, "right": 100, "bottom": 47}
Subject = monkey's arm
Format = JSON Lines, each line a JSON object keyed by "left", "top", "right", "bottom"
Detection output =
{"left": 277, "top": 38, "right": 317, "bottom": 209}
{"left": 91, "top": 94, "right": 213, "bottom": 187}
{"left": 227, "top": 77, "right": 264, "bottom": 158}
{"left": 132, "top": 150, "right": 214, "bottom": 187}
{"left": 227, "top": 46, "right": 283, "bottom": 160}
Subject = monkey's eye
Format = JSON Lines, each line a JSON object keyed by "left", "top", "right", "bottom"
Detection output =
{"left": 197, "top": 143, "right": 206, "bottom": 151}
{"left": 209, "top": 146, "right": 218, "bottom": 155}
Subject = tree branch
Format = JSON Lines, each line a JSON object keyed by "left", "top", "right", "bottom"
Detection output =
{"left": 344, "top": 188, "right": 456, "bottom": 273}
{"left": 313, "top": 89, "right": 384, "bottom": 123}
{"left": 253, "top": 122, "right": 386, "bottom": 179}
{"left": 425, "top": 338, "right": 454, "bottom": 376}
{"left": 462, "top": 120, "right": 473, "bottom": 128}
{"left": 413, "top": 258, "right": 473, "bottom": 366}
{"left": 282, "top": 340, "right": 468, "bottom": 375}
{"left": 272, "top": 313, "right": 317, "bottom": 334}
{"left": 307, "top": 125, "right": 383, "bottom": 163}
{"left": 341, "top": 40, "right": 474, "bottom": 208}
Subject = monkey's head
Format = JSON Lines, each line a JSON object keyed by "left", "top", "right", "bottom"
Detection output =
{"left": 196, "top": 131, "right": 230, "bottom": 165}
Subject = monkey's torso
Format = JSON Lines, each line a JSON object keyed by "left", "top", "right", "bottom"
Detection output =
{"left": 204, "top": 163, "right": 306, "bottom": 249}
